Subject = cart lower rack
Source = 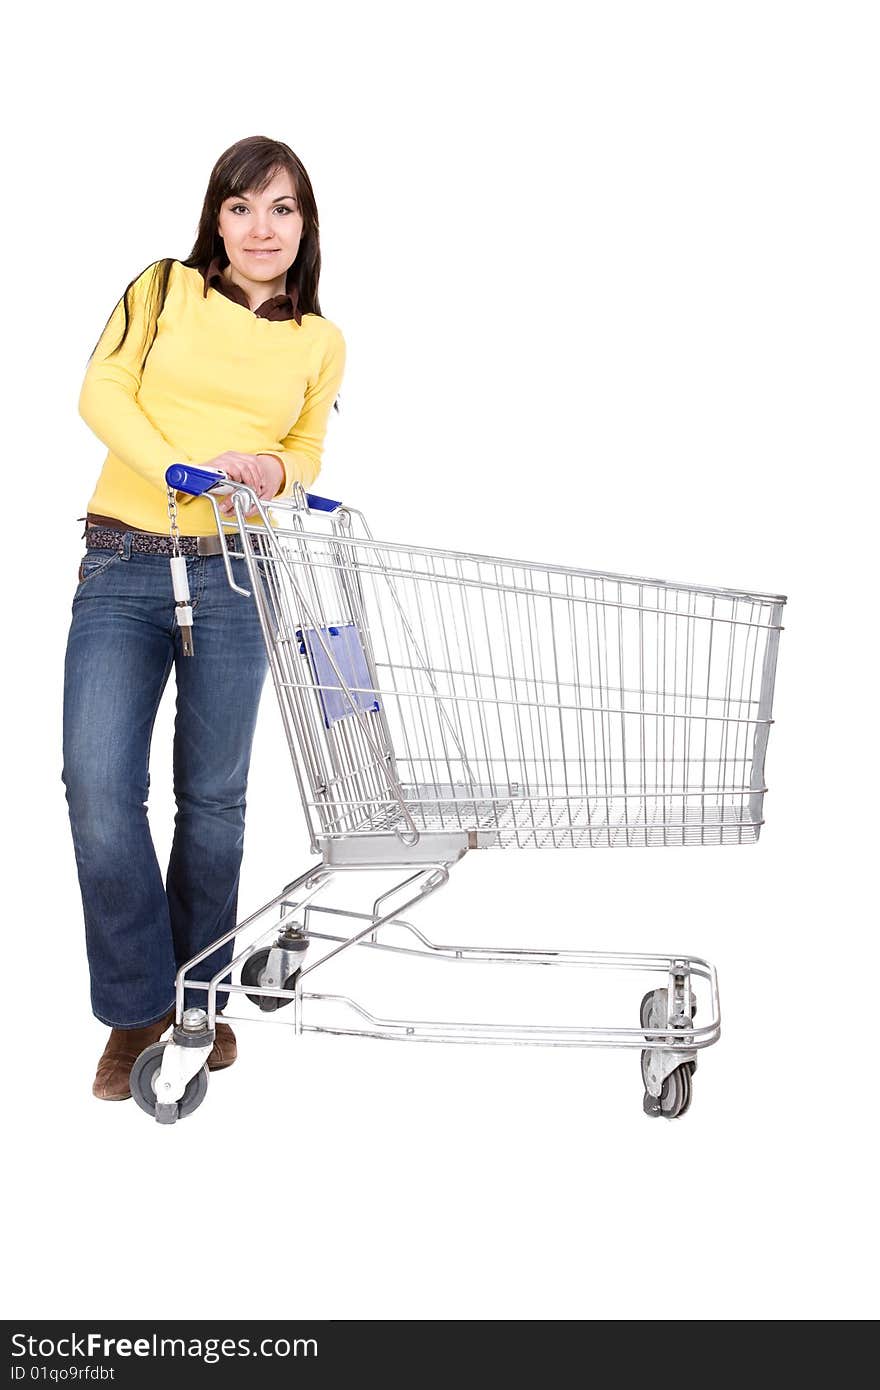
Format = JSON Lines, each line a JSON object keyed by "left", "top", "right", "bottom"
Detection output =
{"left": 131, "top": 470, "right": 786, "bottom": 1124}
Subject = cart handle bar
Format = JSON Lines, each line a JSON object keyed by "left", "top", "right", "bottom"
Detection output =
{"left": 165, "top": 464, "right": 341, "bottom": 513}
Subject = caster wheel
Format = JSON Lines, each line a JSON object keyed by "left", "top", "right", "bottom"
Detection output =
{"left": 130, "top": 1043, "right": 208, "bottom": 1121}
{"left": 677, "top": 1064, "right": 694, "bottom": 1113}
{"left": 641, "top": 1052, "right": 693, "bottom": 1120}
{"left": 241, "top": 947, "right": 299, "bottom": 1012}
{"left": 640, "top": 989, "right": 659, "bottom": 1031}
{"left": 640, "top": 988, "right": 697, "bottom": 1030}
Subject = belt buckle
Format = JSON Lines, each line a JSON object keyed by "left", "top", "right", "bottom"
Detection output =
{"left": 196, "top": 534, "right": 224, "bottom": 557}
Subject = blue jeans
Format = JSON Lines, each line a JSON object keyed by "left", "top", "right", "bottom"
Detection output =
{"left": 62, "top": 538, "right": 269, "bottom": 1028}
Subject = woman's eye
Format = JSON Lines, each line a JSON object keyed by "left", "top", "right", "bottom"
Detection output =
{"left": 230, "top": 204, "right": 295, "bottom": 214}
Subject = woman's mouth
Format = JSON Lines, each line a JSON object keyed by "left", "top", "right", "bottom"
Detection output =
{"left": 245, "top": 250, "right": 280, "bottom": 257}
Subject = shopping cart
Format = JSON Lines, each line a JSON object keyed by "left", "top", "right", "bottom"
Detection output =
{"left": 130, "top": 467, "right": 786, "bottom": 1123}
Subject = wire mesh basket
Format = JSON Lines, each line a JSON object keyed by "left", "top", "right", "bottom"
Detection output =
{"left": 242, "top": 500, "right": 784, "bottom": 854}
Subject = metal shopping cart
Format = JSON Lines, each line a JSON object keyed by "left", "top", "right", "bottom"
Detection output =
{"left": 130, "top": 468, "right": 786, "bottom": 1123}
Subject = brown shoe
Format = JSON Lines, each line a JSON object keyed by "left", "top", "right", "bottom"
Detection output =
{"left": 208, "top": 1020, "right": 237, "bottom": 1071}
{"left": 92, "top": 1008, "right": 176, "bottom": 1102}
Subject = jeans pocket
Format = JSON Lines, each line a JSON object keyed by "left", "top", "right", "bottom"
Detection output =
{"left": 76, "top": 550, "right": 119, "bottom": 588}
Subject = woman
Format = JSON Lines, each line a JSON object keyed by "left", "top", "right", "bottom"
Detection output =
{"left": 63, "top": 135, "right": 346, "bottom": 1102}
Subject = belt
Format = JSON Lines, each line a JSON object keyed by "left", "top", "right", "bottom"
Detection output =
{"left": 85, "top": 524, "right": 232, "bottom": 557}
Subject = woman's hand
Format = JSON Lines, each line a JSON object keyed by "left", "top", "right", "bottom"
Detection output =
{"left": 199, "top": 451, "right": 284, "bottom": 515}
{"left": 253, "top": 454, "right": 285, "bottom": 500}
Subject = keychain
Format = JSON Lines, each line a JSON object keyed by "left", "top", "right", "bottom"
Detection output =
{"left": 166, "top": 486, "right": 194, "bottom": 656}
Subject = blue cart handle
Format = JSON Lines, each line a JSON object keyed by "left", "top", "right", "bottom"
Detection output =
{"left": 165, "top": 464, "right": 229, "bottom": 496}
{"left": 165, "top": 464, "right": 341, "bottom": 513}
{"left": 303, "top": 493, "right": 342, "bottom": 512}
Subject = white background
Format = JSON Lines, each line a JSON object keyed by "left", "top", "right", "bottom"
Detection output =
{"left": 4, "top": 0, "right": 877, "bottom": 1320}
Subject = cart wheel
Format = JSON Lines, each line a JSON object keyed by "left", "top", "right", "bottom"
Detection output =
{"left": 677, "top": 1065, "right": 694, "bottom": 1114}
{"left": 640, "top": 990, "right": 658, "bottom": 1031}
{"left": 640, "top": 988, "right": 697, "bottom": 1030}
{"left": 241, "top": 948, "right": 299, "bottom": 1012}
{"left": 129, "top": 1043, "right": 209, "bottom": 1121}
{"left": 641, "top": 1052, "right": 692, "bottom": 1120}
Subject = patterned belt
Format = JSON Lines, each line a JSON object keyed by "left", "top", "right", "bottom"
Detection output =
{"left": 85, "top": 525, "right": 233, "bottom": 557}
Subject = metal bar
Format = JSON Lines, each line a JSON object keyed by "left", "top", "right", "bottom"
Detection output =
{"left": 299, "top": 864, "right": 449, "bottom": 979}
{"left": 252, "top": 505, "right": 786, "bottom": 605}
{"left": 749, "top": 599, "right": 785, "bottom": 828}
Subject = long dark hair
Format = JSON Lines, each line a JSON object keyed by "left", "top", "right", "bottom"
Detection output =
{"left": 87, "top": 135, "right": 337, "bottom": 408}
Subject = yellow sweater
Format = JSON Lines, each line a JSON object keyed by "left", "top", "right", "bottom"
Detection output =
{"left": 79, "top": 259, "right": 346, "bottom": 535}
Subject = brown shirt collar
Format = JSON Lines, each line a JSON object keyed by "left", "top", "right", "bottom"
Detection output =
{"left": 199, "top": 255, "right": 302, "bottom": 324}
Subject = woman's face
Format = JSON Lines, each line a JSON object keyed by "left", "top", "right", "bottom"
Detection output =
{"left": 216, "top": 168, "right": 304, "bottom": 285}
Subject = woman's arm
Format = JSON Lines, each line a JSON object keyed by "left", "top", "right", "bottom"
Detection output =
{"left": 78, "top": 262, "right": 196, "bottom": 497}
{"left": 256, "top": 325, "right": 346, "bottom": 495}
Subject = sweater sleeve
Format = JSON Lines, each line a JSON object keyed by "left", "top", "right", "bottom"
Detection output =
{"left": 78, "top": 262, "right": 195, "bottom": 497}
{"left": 257, "top": 324, "right": 346, "bottom": 495}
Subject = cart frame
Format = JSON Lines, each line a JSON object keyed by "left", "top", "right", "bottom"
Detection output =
{"left": 132, "top": 477, "right": 785, "bottom": 1124}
